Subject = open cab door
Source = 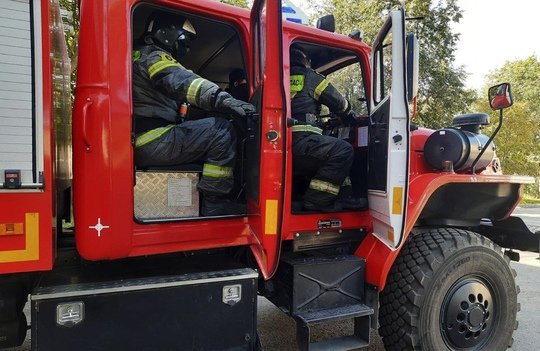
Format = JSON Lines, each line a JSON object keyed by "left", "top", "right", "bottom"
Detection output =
{"left": 367, "top": 9, "right": 411, "bottom": 248}
{"left": 247, "top": 0, "right": 286, "bottom": 278}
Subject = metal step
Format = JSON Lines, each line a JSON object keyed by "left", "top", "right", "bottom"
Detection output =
{"left": 295, "top": 303, "right": 373, "bottom": 324}
{"left": 295, "top": 304, "right": 374, "bottom": 351}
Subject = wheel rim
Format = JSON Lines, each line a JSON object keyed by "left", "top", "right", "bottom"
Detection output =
{"left": 441, "top": 276, "right": 496, "bottom": 349}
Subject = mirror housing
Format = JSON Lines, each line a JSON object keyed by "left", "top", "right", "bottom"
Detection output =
{"left": 406, "top": 33, "right": 419, "bottom": 102}
{"left": 316, "top": 15, "right": 335, "bottom": 33}
{"left": 489, "top": 83, "right": 513, "bottom": 110}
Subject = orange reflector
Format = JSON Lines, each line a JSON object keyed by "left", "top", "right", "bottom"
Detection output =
{"left": 392, "top": 187, "right": 404, "bottom": 215}
{"left": 0, "top": 213, "right": 39, "bottom": 263}
{"left": 0, "top": 222, "right": 24, "bottom": 236}
{"left": 388, "top": 230, "right": 395, "bottom": 242}
{"left": 265, "top": 200, "right": 278, "bottom": 235}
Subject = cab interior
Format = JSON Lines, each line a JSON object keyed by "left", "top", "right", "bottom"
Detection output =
{"left": 131, "top": 3, "right": 370, "bottom": 224}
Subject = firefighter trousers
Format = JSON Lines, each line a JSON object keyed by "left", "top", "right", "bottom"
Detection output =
{"left": 292, "top": 131, "right": 354, "bottom": 206}
{"left": 135, "top": 117, "right": 236, "bottom": 197}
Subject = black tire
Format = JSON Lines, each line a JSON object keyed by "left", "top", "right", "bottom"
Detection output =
{"left": 379, "top": 228, "right": 519, "bottom": 350}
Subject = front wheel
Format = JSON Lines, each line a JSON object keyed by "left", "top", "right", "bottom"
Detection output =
{"left": 379, "top": 228, "right": 519, "bottom": 350}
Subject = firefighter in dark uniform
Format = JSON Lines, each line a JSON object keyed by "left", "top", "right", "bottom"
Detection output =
{"left": 132, "top": 12, "right": 255, "bottom": 216}
{"left": 290, "top": 48, "right": 366, "bottom": 211}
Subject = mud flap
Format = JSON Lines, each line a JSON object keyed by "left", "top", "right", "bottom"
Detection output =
{"left": 478, "top": 216, "right": 540, "bottom": 252}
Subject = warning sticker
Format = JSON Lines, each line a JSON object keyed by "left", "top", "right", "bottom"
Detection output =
{"left": 357, "top": 126, "right": 368, "bottom": 147}
{"left": 167, "top": 178, "right": 192, "bottom": 207}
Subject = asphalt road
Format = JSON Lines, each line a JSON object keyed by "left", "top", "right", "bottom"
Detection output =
{"left": 7, "top": 207, "right": 540, "bottom": 351}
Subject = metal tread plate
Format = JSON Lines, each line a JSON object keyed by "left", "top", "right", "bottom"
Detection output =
{"left": 134, "top": 171, "right": 200, "bottom": 220}
{"left": 295, "top": 303, "right": 374, "bottom": 324}
{"left": 32, "top": 268, "right": 258, "bottom": 300}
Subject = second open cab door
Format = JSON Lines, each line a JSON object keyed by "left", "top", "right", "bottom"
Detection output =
{"left": 246, "top": 0, "right": 286, "bottom": 279}
{"left": 367, "top": 9, "right": 410, "bottom": 248}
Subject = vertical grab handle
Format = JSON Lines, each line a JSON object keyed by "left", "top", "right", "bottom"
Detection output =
{"left": 82, "top": 97, "right": 93, "bottom": 152}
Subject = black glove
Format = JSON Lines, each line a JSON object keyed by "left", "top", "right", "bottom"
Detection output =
{"left": 339, "top": 110, "right": 358, "bottom": 127}
{"left": 215, "top": 92, "right": 256, "bottom": 118}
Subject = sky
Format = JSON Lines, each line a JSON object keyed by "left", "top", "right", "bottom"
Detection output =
{"left": 292, "top": 0, "right": 540, "bottom": 90}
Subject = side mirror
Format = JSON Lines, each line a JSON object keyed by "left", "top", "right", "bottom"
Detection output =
{"left": 406, "top": 33, "right": 419, "bottom": 102}
{"left": 316, "top": 15, "right": 335, "bottom": 33}
{"left": 489, "top": 83, "right": 513, "bottom": 110}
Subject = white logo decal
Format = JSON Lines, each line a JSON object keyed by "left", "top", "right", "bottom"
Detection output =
{"left": 89, "top": 218, "right": 110, "bottom": 237}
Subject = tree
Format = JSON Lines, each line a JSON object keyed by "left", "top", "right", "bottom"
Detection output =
{"left": 219, "top": 0, "right": 249, "bottom": 7}
{"left": 311, "top": 0, "right": 476, "bottom": 128}
{"left": 475, "top": 56, "right": 540, "bottom": 196}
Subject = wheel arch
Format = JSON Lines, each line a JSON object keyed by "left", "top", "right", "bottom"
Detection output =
{"left": 358, "top": 175, "right": 528, "bottom": 290}
{"left": 415, "top": 182, "right": 522, "bottom": 227}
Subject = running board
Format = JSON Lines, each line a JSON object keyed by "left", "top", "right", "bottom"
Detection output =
{"left": 295, "top": 304, "right": 373, "bottom": 351}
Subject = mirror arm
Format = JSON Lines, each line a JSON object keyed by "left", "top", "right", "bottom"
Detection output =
{"left": 471, "top": 108, "right": 503, "bottom": 174}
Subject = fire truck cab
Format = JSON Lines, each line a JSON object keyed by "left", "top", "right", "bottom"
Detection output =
{"left": 0, "top": 0, "right": 537, "bottom": 350}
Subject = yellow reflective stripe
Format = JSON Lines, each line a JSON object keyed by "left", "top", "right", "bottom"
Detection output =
{"left": 202, "top": 164, "right": 233, "bottom": 178}
{"left": 291, "top": 125, "right": 322, "bottom": 134}
{"left": 314, "top": 79, "right": 330, "bottom": 100}
{"left": 186, "top": 78, "right": 205, "bottom": 105}
{"left": 290, "top": 74, "right": 305, "bottom": 97}
{"left": 148, "top": 61, "right": 181, "bottom": 78}
{"left": 265, "top": 199, "right": 278, "bottom": 235}
{"left": 135, "top": 125, "right": 174, "bottom": 148}
{"left": 309, "top": 179, "right": 340, "bottom": 195}
{"left": 0, "top": 213, "right": 39, "bottom": 263}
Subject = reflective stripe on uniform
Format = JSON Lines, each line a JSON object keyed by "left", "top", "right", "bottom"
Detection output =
{"left": 186, "top": 78, "right": 206, "bottom": 105}
{"left": 135, "top": 125, "right": 174, "bottom": 148}
{"left": 202, "top": 163, "right": 233, "bottom": 178}
{"left": 290, "top": 74, "right": 305, "bottom": 99}
{"left": 313, "top": 79, "right": 330, "bottom": 100}
{"left": 291, "top": 125, "right": 323, "bottom": 134}
{"left": 309, "top": 179, "right": 340, "bottom": 195}
{"left": 148, "top": 59, "right": 182, "bottom": 78}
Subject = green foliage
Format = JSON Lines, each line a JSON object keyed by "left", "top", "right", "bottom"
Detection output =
{"left": 219, "top": 0, "right": 249, "bottom": 8}
{"left": 58, "top": 0, "right": 79, "bottom": 98}
{"left": 476, "top": 56, "right": 540, "bottom": 197}
{"left": 312, "top": 0, "right": 475, "bottom": 128}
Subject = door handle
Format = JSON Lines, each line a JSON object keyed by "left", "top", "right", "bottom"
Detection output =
{"left": 81, "top": 97, "right": 93, "bottom": 152}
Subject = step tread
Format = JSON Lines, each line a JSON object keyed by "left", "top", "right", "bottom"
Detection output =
{"left": 295, "top": 304, "right": 374, "bottom": 324}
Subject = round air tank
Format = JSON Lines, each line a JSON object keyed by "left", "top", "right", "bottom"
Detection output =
{"left": 424, "top": 128, "right": 495, "bottom": 172}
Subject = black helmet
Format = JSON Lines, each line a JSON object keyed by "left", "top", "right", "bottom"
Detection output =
{"left": 145, "top": 12, "right": 197, "bottom": 60}
{"left": 290, "top": 48, "right": 311, "bottom": 68}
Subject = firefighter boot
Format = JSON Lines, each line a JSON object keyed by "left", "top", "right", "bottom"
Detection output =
{"left": 336, "top": 196, "right": 367, "bottom": 210}
{"left": 336, "top": 183, "right": 367, "bottom": 210}
{"left": 302, "top": 182, "right": 341, "bottom": 212}
{"left": 202, "top": 196, "right": 246, "bottom": 216}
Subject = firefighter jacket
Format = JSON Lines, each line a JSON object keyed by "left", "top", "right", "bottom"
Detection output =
{"left": 132, "top": 45, "right": 224, "bottom": 133}
{"left": 290, "top": 65, "right": 349, "bottom": 123}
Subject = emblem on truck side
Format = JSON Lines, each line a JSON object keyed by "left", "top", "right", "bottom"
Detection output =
{"left": 223, "top": 284, "right": 242, "bottom": 306}
{"left": 88, "top": 218, "right": 110, "bottom": 237}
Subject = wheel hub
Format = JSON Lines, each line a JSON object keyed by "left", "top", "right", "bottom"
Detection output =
{"left": 442, "top": 277, "right": 494, "bottom": 349}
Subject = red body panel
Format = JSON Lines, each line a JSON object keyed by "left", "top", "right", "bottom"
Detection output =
{"left": 357, "top": 127, "right": 529, "bottom": 289}
{"left": 0, "top": 0, "right": 57, "bottom": 274}
{"left": 73, "top": 1, "right": 262, "bottom": 261}
{"left": 1, "top": 0, "right": 530, "bottom": 294}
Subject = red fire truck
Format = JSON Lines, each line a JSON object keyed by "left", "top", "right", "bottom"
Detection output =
{"left": 0, "top": 0, "right": 537, "bottom": 350}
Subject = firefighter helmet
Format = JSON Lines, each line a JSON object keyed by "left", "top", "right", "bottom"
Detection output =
{"left": 290, "top": 48, "right": 311, "bottom": 68}
{"left": 145, "top": 12, "right": 197, "bottom": 60}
